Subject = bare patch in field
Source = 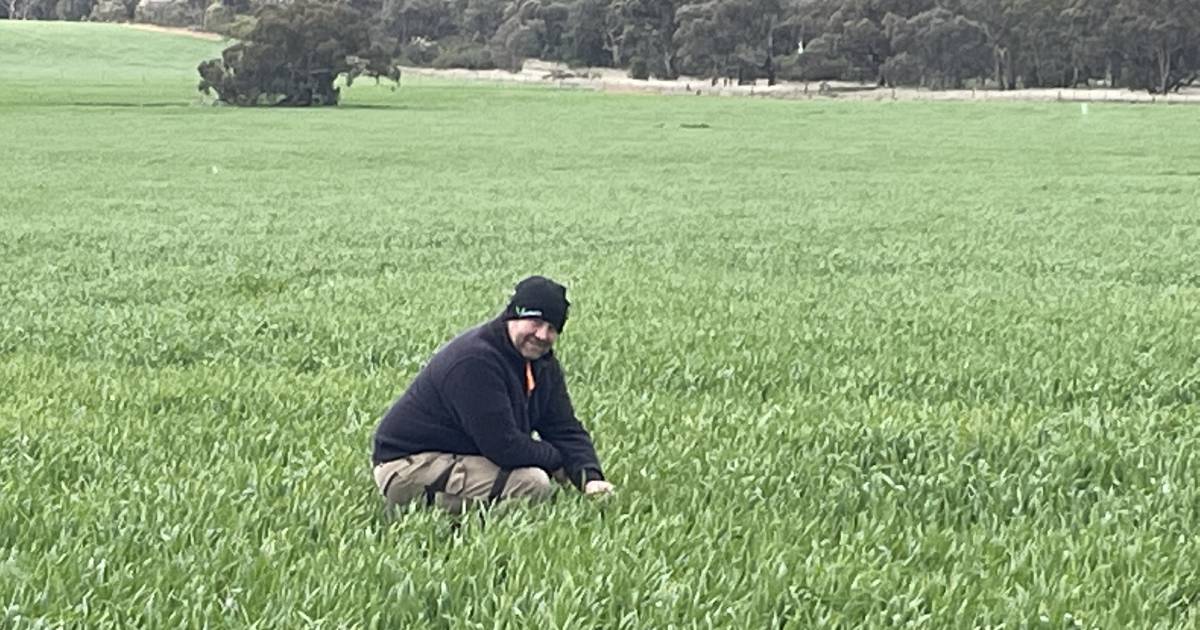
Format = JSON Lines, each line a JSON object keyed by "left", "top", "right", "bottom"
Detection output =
{"left": 403, "top": 59, "right": 1200, "bottom": 104}
{"left": 122, "top": 23, "right": 224, "bottom": 41}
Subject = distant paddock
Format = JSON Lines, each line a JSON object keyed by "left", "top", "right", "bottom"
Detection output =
{"left": 401, "top": 61, "right": 1200, "bottom": 104}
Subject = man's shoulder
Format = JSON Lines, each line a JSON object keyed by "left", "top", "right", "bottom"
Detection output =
{"left": 428, "top": 321, "right": 504, "bottom": 368}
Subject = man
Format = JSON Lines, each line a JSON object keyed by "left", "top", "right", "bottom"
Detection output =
{"left": 371, "top": 275, "right": 614, "bottom": 514}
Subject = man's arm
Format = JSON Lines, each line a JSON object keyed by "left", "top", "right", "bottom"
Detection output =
{"left": 444, "top": 359, "right": 564, "bottom": 471}
{"left": 534, "top": 361, "right": 606, "bottom": 491}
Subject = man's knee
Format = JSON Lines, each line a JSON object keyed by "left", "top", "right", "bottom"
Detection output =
{"left": 505, "top": 467, "right": 554, "bottom": 500}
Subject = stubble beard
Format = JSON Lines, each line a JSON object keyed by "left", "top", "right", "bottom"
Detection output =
{"left": 519, "top": 336, "right": 550, "bottom": 360}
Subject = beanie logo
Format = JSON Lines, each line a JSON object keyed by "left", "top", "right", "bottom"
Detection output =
{"left": 515, "top": 306, "right": 543, "bottom": 318}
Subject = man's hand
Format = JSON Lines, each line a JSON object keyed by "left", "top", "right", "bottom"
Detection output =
{"left": 550, "top": 469, "right": 614, "bottom": 495}
{"left": 584, "top": 479, "right": 615, "bottom": 496}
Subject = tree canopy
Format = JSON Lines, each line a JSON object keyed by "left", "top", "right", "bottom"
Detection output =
{"left": 196, "top": 0, "right": 400, "bottom": 105}
{"left": 8, "top": 0, "right": 1199, "bottom": 94}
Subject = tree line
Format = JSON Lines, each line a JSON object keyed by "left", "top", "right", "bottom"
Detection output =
{"left": 7, "top": 0, "right": 1199, "bottom": 96}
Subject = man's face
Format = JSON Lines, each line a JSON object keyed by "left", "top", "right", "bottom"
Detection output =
{"left": 507, "top": 318, "right": 559, "bottom": 360}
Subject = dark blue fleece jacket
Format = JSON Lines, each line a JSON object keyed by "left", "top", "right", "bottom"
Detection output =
{"left": 372, "top": 316, "right": 604, "bottom": 487}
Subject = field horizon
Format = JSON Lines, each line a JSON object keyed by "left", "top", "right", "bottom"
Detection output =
{"left": 3, "top": 20, "right": 1200, "bottom": 629}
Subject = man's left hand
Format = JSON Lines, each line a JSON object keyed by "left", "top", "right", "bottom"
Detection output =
{"left": 584, "top": 480, "right": 615, "bottom": 496}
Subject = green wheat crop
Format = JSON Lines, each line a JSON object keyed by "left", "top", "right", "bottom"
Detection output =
{"left": 3, "top": 20, "right": 1200, "bottom": 629}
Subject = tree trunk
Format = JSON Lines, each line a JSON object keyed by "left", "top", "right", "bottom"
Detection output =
{"left": 657, "top": 2, "right": 675, "bottom": 79}
{"left": 1156, "top": 43, "right": 1171, "bottom": 94}
{"left": 993, "top": 46, "right": 1002, "bottom": 89}
{"left": 764, "top": 14, "right": 776, "bottom": 86}
{"left": 604, "top": 30, "right": 621, "bottom": 66}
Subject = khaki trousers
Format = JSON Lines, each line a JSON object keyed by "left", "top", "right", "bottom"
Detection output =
{"left": 373, "top": 452, "right": 556, "bottom": 514}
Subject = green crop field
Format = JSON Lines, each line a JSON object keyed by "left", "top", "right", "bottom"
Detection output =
{"left": 3, "top": 19, "right": 1200, "bottom": 629}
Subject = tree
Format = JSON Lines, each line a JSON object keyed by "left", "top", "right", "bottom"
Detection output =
{"left": 378, "top": 0, "right": 457, "bottom": 48}
{"left": 488, "top": 0, "right": 547, "bottom": 71}
{"left": 89, "top": 0, "right": 146, "bottom": 22}
{"left": 538, "top": 1, "right": 572, "bottom": 60}
{"left": 607, "top": 0, "right": 680, "bottom": 78}
{"left": 1019, "top": 0, "right": 1074, "bottom": 87}
{"left": 1062, "top": 0, "right": 1121, "bottom": 86}
{"left": 5, "top": 0, "right": 61, "bottom": 19}
{"left": 563, "top": 0, "right": 611, "bottom": 66}
{"left": 959, "top": 0, "right": 1076, "bottom": 88}
{"left": 1107, "top": 0, "right": 1200, "bottom": 93}
{"left": 793, "top": 0, "right": 934, "bottom": 84}
{"left": 718, "top": 0, "right": 786, "bottom": 84}
{"left": 957, "top": 0, "right": 1024, "bottom": 88}
{"left": 601, "top": 0, "right": 627, "bottom": 66}
{"left": 884, "top": 7, "right": 990, "bottom": 88}
{"left": 675, "top": 0, "right": 785, "bottom": 83}
{"left": 804, "top": 15, "right": 890, "bottom": 83}
{"left": 674, "top": 1, "right": 735, "bottom": 80}
{"left": 459, "top": 0, "right": 505, "bottom": 43}
{"left": 197, "top": 0, "right": 400, "bottom": 106}
{"left": 51, "top": 0, "right": 94, "bottom": 19}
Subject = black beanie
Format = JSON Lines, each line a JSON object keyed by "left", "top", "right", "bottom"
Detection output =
{"left": 504, "top": 275, "right": 570, "bottom": 332}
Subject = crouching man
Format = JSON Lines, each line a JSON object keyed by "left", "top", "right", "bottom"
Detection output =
{"left": 371, "top": 276, "right": 614, "bottom": 514}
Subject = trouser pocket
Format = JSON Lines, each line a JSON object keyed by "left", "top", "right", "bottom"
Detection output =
{"left": 374, "top": 452, "right": 466, "bottom": 511}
